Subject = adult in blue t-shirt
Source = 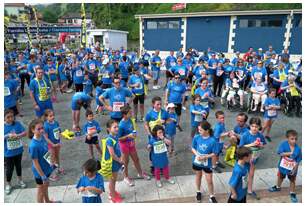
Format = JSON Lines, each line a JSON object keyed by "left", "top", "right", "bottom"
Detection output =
{"left": 4, "top": 71, "right": 19, "bottom": 115}
{"left": 71, "top": 92, "right": 92, "bottom": 131}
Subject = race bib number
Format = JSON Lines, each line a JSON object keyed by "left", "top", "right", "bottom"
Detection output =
{"left": 242, "top": 175, "right": 248, "bottom": 189}
{"left": 4, "top": 87, "right": 11, "bottom": 96}
{"left": 53, "top": 128, "right": 60, "bottom": 140}
{"left": 43, "top": 151, "right": 52, "bottom": 165}
{"left": 170, "top": 62, "right": 176, "bottom": 67}
{"left": 200, "top": 101, "right": 209, "bottom": 108}
{"left": 153, "top": 141, "right": 167, "bottom": 154}
{"left": 178, "top": 69, "right": 185, "bottom": 76}
{"left": 103, "top": 72, "right": 110, "bottom": 78}
{"left": 217, "top": 70, "right": 223, "bottom": 76}
{"left": 80, "top": 190, "right": 97, "bottom": 198}
{"left": 7, "top": 138, "right": 22, "bottom": 150}
{"left": 267, "top": 109, "right": 277, "bottom": 117}
{"left": 290, "top": 87, "right": 299, "bottom": 96}
{"left": 38, "top": 87, "right": 48, "bottom": 101}
{"left": 156, "top": 61, "right": 161, "bottom": 67}
{"left": 87, "top": 126, "right": 97, "bottom": 136}
{"left": 136, "top": 82, "right": 143, "bottom": 90}
{"left": 76, "top": 70, "right": 83, "bottom": 77}
{"left": 280, "top": 157, "right": 296, "bottom": 171}
{"left": 194, "top": 155, "right": 208, "bottom": 166}
{"left": 89, "top": 64, "right": 96, "bottom": 70}
{"left": 254, "top": 72, "right": 262, "bottom": 79}
{"left": 195, "top": 114, "right": 203, "bottom": 122}
{"left": 251, "top": 148, "right": 262, "bottom": 160}
{"left": 113, "top": 102, "right": 124, "bottom": 112}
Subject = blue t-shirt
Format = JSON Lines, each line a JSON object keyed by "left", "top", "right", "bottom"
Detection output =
{"left": 43, "top": 64, "right": 57, "bottom": 81}
{"left": 190, "top": 104, "right": 207, "bottom": 127}
{"left": 4, "top": 121, "right": 25, "bottom": 157}
{"left": 72, "top": 66, "right": 85, "bottom": 84}
{"left": 76, "top": 173, "right": 105, "bottom": 203}
{"left": 29, "top": 78, "right": 52, "bottom": 103}
{"left": 145, "top": 109, "right": 169, "bottom": 126}
{"left": 128, "top": 74, "right": 145, "bottom": 95}
{"left": 82, "top": 120, "right": 101, "bottom": 137}
{"left": 251, "top": 66, "right": 267, "bottom": 81}
{"left": 101, "top": 87, "right": 133, "bottom": 118}
{"left": 29, "top": 136, "right": 54, "bottom": 178}
{"left": 118, "top": 118, "right": 135, "bottom": 142}
{"left": 264, "top": 97, "right": 280, "bottom": 118}
{"left": 191, "top": 135, "right": 217, "bottom": 168}
{"left": 165, "top": 55, "right": 177, "bottom": 69}
{"left": 194, "top": 87, "right": 213, "bottom": 111}
{"left": 229, "top": 162, "right": 250, "bottom": 201}
{"left": 239, "top": 131, "right": 266, "bottom": 147}
{"left": 165, "top": 112, "right": 177, "bottom": 136}
{"left": 277, "top": 141, "right": 302, "bottom": 175}
{"left": 235, "top": 66, "right": 247, "bottom": 81}
{"left": 119, "top": 62, "right": 129, "bottom": 78}
{"left": 151, "top": 56, "right": 162, "bottom": 71}
{"left": 214, "top": 122, "right": 226, "bottom": 142}
{"left": 101, "top": 64, "right": 115, "bottom": 85}
{"left": 44, "top": 121, "right": 61, "bottom": 144}
{"left": 105, "top": 135, "right": 122, "bottom": 172}
{"left": 192, "top": 65, "right": 206, "bottom": 79}
{"left": 171, "top": 65, "right": 188, "bottom": 79}
{"left": 95, "top": 86, "right": 104, "bottom": 106}
{"left": 149, "top": 136, "right": 169, "bottom": 168}
{"left": 167, "top": 81, "right": 187, "bottom": 104}
{"left": 71, "top": 92, "right": 92, "bottom": 111}
{"left": 4, "top": 79, "right": 18, "bottom": 109}
{"left": 233, "top": 125, "right": 249, "bottom": 136}
{"left": 272, "top": 69, "right": 288, "bottom": 86}
{"left": 86, "top": 59, "right": 98, "bottom": 76}
{"left": 83, "top": 79, "right": 93, "bottom": 95}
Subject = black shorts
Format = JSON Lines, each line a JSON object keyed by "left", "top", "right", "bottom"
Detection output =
{"left": 166, "top": 70, "right": 174, "bottom": 78}
{"left": 85, "top": 135, "right": 99, "bottom": 145}
{"left": 174, "top": 103, "right": 182, "bottom": 116}
{"left": 75, "top": 102, "right": 90, "bottom": 111}
{"left": 278, "top": 170, "right": 296, "bottom": 181}
{"left": 35, "top": 173, "right": 51, "bottom": 185}
{"left": 122, "top": 77, "right": 128, "bottom": 83}
{"left": 133, "top": 94, "right": 145, "bottom": 105}
{"left": 111, "top": 117, "right": 122, "bottom": 122}
{"left": 227, "top": 194, "right": 247, "bottom": 203}
{"left": 8, "top": 105, "right": 19, "bottom": 116}
{"left": 192, "top": 164, "right": 212, "bottom": 173}
{"left": 75, "top": 84, "right": 83, "bottom": 92}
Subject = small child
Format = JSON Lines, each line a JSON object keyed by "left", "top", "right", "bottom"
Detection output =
{"left": 105, "top": 119, "right": 124, "bottom": 203}
{"left": 83, "top": 73, "right": 93, "bottom": 97}
{"left": 268, "top": 130, "right": 302, "bottom": 203}
{"left": 148, "top": 125, "right": 175, "bottom": 188}
{"left": 262, "top": 88, "right": 281, "bottom": 142}
{"left": 192, "top": 121, "right": 218, "bottom": 203}
{"left": 189, "top": 94, "right": 207, "bottom": 145}
{"left": 76, "top": 159, "right": 105, "bottom": 203}
{"left": 239, "top": 117, "right": 266, "bottom": 200}
{"left": 228, "top": 147, "right": 251, "bottom": 203}
{"left": 43, "top": 109, "right": 64, "bottom": 181}
{"left": 165, "top": 103, "right": 178, "bottom": 156}
{"left": 213, "top": 111, "right": 231, "bottom": 173}
{"left": 82, "top": 110, "right": 102, "bottom": 159}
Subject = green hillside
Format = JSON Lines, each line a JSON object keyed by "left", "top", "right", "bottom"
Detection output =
{"left": 36, "top": 3, "right": 301, "bottom": 40}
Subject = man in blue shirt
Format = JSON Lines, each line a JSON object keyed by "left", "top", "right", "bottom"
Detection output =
{"left": 151, "top": 50, "right": 162, "bottom": 90}
{"left": 85, "top": 52, "right": 99, "bottom": 87}
{"left": 71, "top": 92, "right": 92, "bottom": 131}
{"left": 4, "top": 69, "right": 19, "bottom": 116}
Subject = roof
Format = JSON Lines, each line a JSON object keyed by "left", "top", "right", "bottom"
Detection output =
{"left": 135, "top": 9, "right": 302, "bottom": 19}
{"left": 60, "top": 13, "right": 91, "bottom": 19}
{"left": 4, "top": 3, "right": 25, "bottom": 8}
{"left": 87, "top": 29, "right": 129, "bottom": 34}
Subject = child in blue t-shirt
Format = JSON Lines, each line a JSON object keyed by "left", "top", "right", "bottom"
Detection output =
{"left": 82, "top": 110, "right": 102, "bottom": 159}
{"left": 76, "top": 159, "right": 104, "bottom": 203}
{"left": 165, "top": 103, "right": 178, "bottom": 156}
{"left": 228, "top": 147, "right": 251, "bottom": 203}
{"left": 268, "top": 130, "right": 302, "bottom": 203}
{"left": 189, "top": 94, "right": 207, "bottom": 145}
{"left": 238, "top": 117, "right": 266, "bottom": 200}
{"left": 83, "top": 73, "right": 93, "bottom": 97}
{"left": 43, "top": 109, "right": 64, "bottom": 181}
{"left": 191, "top": 121, "right": 218, "bottom": 203}
{"left": 262, "top": 88, "right": 280, "bottom": 142}
{"left": 148, "top": 125, "right": 175, "bottom": 188}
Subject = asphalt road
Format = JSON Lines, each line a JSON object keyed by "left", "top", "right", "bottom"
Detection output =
{"left": 7, "top": 71, "right": 302, "bottom": 188}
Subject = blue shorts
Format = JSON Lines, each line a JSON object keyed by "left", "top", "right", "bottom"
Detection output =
{"left": 152, "top": 70, "right": 160, "bottom": 80}
{"left": 112, "top": 161, "right": 122, "bottom": 172}
{"left": 264, "top": 116, "right": 277, "bottom": 121}
{"left": 216, "top": 142, "right": 224, "bottom": 155}
{"left": 35, "top": 100, "right": 53, "bottom": 117}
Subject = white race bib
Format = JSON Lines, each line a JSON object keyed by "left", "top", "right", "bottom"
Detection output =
{"left": 80, "top": 190, "right": 97, "bottom": 198}
{"left": 194, "top": 155, "right": 208, "bottom": 166}
{"left": 43, "top": 151, "right": 52, "bottom": 165}
{"left": 113, "top": 102, "right": 124, "bottom": 112}
{"left": 76, "top": 70, "right": 83, "bottom": 77}
{"left": 178, "top": 69, "right": 185, "bottom": 76}
{"left": 7, "top": 138, "right": 22, "bottom": 150}
{"left": 200, "top": 101, "right": 209, "bottom": 108}
{"left": 242, "top": 175, "right": 248, "bottom": 189}
{"left": 280, "top": 157, "right": 296, "bottom": 171}
{"left": 195, "top": 114, "right": 203, "bottom": 122}
{"left": 103, "top": 72, "right": 110, "bottom": 78}
{"left": 87, "top": 126, "right": 97, "bottom": 136}
{"left": 267, "top": 109, "right": 277, "bottom": 117}
{"left": 170, "top": 62, "right": 176, "bottom": 67}
{"left": 4, "top": 87, "right": 11, "bottom": 96}
{"left": 53, "top": 128, "right": 60, "bottom": 140}
{"left": 153, "top": 141, "right": 167, "bottom": 154}
{"left": 89, "top": 64, "right": 96, "bottom": 70}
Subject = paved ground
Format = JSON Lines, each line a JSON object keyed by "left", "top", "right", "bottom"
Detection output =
{"left": 5, "top": 70, "right": 302, "bottom": 190}
{"left": 4, "top": 167, "right": 302, "bottom": 203}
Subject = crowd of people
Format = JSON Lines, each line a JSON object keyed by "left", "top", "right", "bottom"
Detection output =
{"left": 4, "top": 42, "right": 302, "bottom": 203}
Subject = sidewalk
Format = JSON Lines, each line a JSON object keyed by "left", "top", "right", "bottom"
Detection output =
{"left": 4, "top": 166, "right": 302, "bottom": 203}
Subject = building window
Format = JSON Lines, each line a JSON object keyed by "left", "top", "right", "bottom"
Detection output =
{"left": 267, "top": 20, "right": 282, "bottom": 27}
{"left": 239, "top": 19, "right": 282, "bottom": 28}
{"left": 239, "top": 19, "right": 248, "bottom": 28}
{"left": 158, "top": 21, "right": 168, "bottom": 29}
{"left": 169, "top": 21, "right": 180, "bottom": 29}
{"left": 147, "top": 21, "right": 157, "bottom": 29}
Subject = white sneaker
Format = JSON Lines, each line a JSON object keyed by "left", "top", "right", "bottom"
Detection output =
{"left": 156, "top": 85, "right": 161, "bottom": 89}
{"left": 166, "top": 178, "right": 175, "bottom": 184}
{"left": 18, "top": 180, "right": 27, "bottom": 188}
{"left": 5, "top": 185, "right": 12, "bottom": 195}
{"left": 156, "top": 180, "right": 162, "bottom": 188}
{"left": 182, "top": 106, "right": 186, "bottom": 111}
{"left": 124, "top": 177, "right": 135, "bottom": 187}
{"left": 137, "top": 172, "right": 151, "bottom": 180}
{"left": 152, "top": 86, "right": 157, "bottom": 90}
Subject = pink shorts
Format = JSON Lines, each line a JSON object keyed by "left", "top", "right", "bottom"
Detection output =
{"left": 119, "top": 140, "right": 136, "bottom": 154}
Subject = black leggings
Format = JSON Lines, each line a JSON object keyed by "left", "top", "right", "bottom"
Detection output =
{"left": 287, "top": 93, "right": 301, "bottom": 114}
{"left": 213, "top": 75, "right": 224, "bottom": 96}
{"left": 5, "top": 153, "right": 23, "bottom": 182}
{"left": 19, "top": 73, "right": 30, "bottom": 95}
{"left": 75, "top": 84, "right": 84, "bottom": 92}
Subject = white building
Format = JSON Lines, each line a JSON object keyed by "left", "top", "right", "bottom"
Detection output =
{"left": 4, "top": 3, "right": 25, "bottom": 16}
{"left": 86, "top": 29, "right": 128, "bottom": 50}
{"left": 58, "top": 13, "right": 94, "bottom": 28}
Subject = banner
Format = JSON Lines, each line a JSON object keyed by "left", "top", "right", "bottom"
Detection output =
{"left": 7, "top": 26, "right": 82, "bottom": 34}
{"left": 172, "top": 3, "right": 186, "bottom": 11}
{"left": 80, "top": 3, "right": 87, "bottom": 47}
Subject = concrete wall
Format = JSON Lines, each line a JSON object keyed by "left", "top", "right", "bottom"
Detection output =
{"left": 107, "top": 32, "right": 127, "bottom": 50}
{"left": 186, "top": 16, "right": 230, "bottom": 52}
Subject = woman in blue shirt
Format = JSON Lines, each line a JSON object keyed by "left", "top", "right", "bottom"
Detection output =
{"left": 28, "top": 118, "right": 60, "bottom": 203}
{"left": 4, "top": 109, "right": 27, "bottom": 195}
